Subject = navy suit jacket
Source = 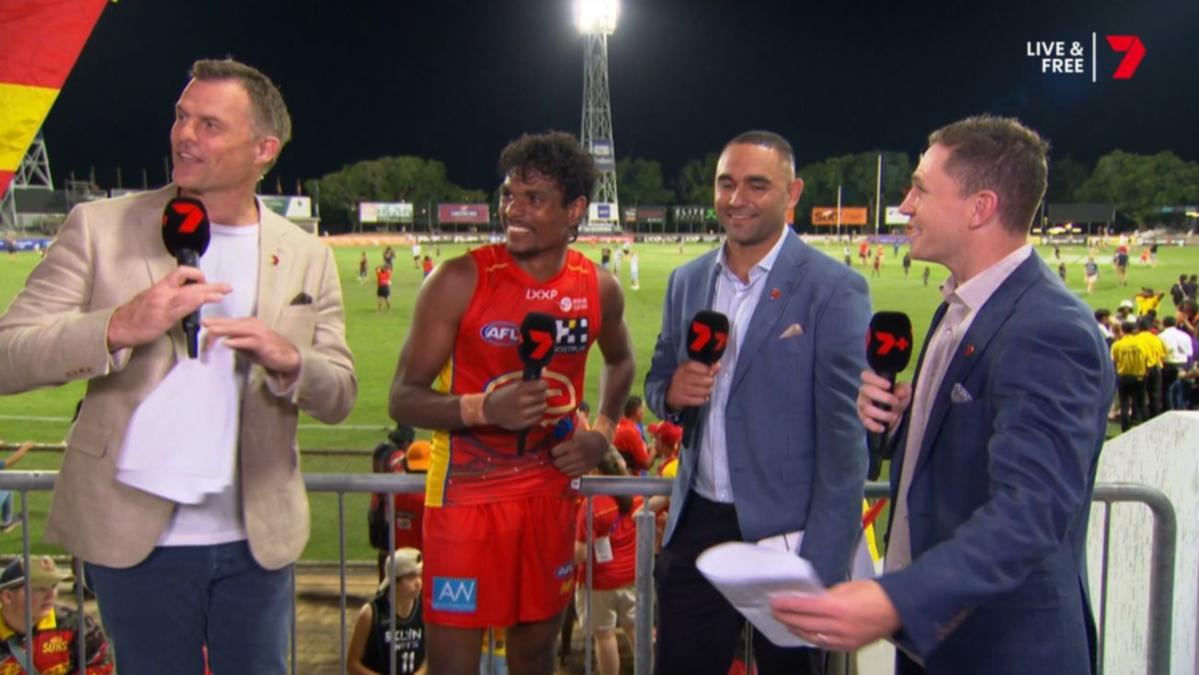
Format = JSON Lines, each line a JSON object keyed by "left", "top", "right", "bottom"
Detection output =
{"left": 876, "top": 252, "right": 1114, "bottom": 674}
{"left": 644, "top": 231, "right": 870, "bottom": 585}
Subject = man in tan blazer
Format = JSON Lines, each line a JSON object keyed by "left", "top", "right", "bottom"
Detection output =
{"left": 0, "top": 59, "right": 355, "bottom": 674}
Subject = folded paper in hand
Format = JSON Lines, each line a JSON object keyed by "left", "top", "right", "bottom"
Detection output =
{"left": 696, "top": 541, "right": 826, "bottom": 647}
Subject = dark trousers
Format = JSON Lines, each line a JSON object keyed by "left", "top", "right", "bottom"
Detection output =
{"left": 1146, "top": 366, "right": 1163, "bottom": 417}
{"left": 655, "top": 492, "right": 825, "bottom": 675}
{"left": 1117, "top": 375, "right": 1147, "bottom": 432}
{"left": 86, "top": 542, "right": 292, "bottom": 675}
{"left": 1163, "top": 364, "right": 1182, "bottom": 410}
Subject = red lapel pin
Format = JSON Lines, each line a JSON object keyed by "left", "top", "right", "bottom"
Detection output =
{"left": 769, "top": 288, "right": 781, "bottom": 300}
{"left": 964, "top": 343, "right": 975, "bottom": 357}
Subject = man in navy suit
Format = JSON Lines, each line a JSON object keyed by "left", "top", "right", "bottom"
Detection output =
{"left": 771, "top": 116, "right": 1114, "bottom": 675}
{"left": 645, "top": 130, "right": 870, "bottom": 674}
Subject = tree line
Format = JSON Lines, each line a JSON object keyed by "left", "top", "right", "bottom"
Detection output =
{"left": 305, "top": 150, "right": 1199, "bottom": 233}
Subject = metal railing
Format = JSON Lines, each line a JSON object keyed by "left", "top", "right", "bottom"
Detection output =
{"left": 0, "top": 473, "right": 1177, "bottom": 675}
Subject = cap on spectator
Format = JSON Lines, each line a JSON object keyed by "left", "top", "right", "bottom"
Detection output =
{"left": 405, "top": 440, "right": 431, "bottom": 471}
{"left": 0, "top": 556, "right": 70, "bottom": 591}
{"left": 1118, "top": 299, "right": 1134, "bottom": 310}
{"left": 647, "top": 421, "right": 683, "bottom": 446}
{"left": 378, "top": 548, "right": 423, "bottom": 593}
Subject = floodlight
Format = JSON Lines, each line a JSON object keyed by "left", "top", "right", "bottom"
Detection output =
{"left": 574, "top": 0, "right": 619, "bottom": 35}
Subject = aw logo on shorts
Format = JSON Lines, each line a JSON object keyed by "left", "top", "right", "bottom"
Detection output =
{"left": 432, "top": 577, "right": 478, "bottom": 613}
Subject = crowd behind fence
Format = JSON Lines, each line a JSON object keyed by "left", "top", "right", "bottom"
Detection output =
{"left": 0, "top": 471, "right": 1176, "bottom": 675}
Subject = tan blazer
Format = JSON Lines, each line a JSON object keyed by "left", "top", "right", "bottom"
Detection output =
{"left": 0, "top": 186, "right": 356, "bottom": 569}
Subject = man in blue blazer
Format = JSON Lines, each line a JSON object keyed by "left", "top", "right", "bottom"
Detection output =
{"left": 771, "top": 116, "right": 1114, "bottom": 675}
{"left": 645, "top": 130, "right": 870, "bottom": 674}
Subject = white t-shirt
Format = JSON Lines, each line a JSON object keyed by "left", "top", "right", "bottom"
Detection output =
{"left": 159, "top": 223, "right": 260, "bottom": 546}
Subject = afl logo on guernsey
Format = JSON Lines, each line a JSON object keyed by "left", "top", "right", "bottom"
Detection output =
{"left": 480, "top": 321, "right": 519, "bottom": 346}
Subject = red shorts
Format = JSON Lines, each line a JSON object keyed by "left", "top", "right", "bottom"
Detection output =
{"left": 422, "top": 493, "right": 577, "bottom": 627}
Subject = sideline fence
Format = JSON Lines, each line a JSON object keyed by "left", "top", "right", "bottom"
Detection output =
{"left": 0, "top": 473, "right": 1176, "bottom": 675}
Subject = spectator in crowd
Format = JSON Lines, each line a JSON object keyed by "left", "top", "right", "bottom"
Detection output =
{"left": 393, "top": 440, "right": 430, "bottom": 550}
{"left": 1136, "top": 316, "right": 1167, "bottom": 418}
{"left": 0, "top": 442, "right": 33, "bottom": 532}
{"left": 575, "top": 452, "right": 641, "bottom": 675}
{"left": 347, "top": 548, "right": 426, "bottom": 675}
{"left": 0, "top": 556, "right": 114, "bottom": 673}
{"left": 1135, "top": 287, "right": 1163, "bottom": 318}
{"left": 648, "top": 421, "right": 682, "bottom": 479}
{"left": 1160, "top": 316, "right": 1194, "bottom": 410}
{"left": 1093, "top": 309, "right": 1115, "bottom": 345}
{"left": 1170, "top": 274, "right": 1188, "bottom": 308}
{"left": 1113, "top": 320, "right": 1150, "bottom": 431}
{"left": 367, "top": 425, "right": 415, "bottom": 580}
{"left": 1185, "top": 275, "right": 1199, "bottom": 304}
{"left": 645, "top": 130, "right": 868, "bottom": 674}
{"left": 0, "top": 58, "right": 356, "bottom": 673}
{"left": 1115, "top": 298, "right": 1135, "bottom": 324}
{"left": 612, "top": 396, "right": 651, "bottom": 474}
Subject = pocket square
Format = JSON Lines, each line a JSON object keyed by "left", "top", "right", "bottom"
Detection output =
{"left": 289, "top": 292, "right": 313, "bottom": 306}
{"left": 778, "top": 323, "right": 805, "bottom": 339}
{"left": 950, "top": 382, "right": 974, "bottom": 404}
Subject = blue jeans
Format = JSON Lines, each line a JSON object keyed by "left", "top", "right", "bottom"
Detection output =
{"left": 85, "top": 541, "right": 292, "bottom": 675}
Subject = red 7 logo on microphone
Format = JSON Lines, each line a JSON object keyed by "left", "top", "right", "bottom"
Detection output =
{"left": 528, "top": 329, "right": 554, "bottom": 360}
{"left": 1106, "top": 35, "right": 1145, "bottom": 79}
{"left": 172, "top": 202, "right": 205, "bottom": 233}
{"left": 690, "top": 323, "right": 711, "bottom": 353}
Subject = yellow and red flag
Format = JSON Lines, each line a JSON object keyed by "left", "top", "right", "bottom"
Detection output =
{"left": 0, "top": 0, "right": 108, "bottom": 197}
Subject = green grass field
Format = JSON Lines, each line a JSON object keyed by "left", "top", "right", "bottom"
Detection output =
{"left": 1, "top": 237, "right": 1192, "bottom": 560}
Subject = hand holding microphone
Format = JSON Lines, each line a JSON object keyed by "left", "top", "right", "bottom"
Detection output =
{"left": 515, "top": 312, "right": 557, "bottom": 454}
{"left": 670, "top": 310, "right": 730, "bottom": 448}
{"left": 161, "top": 197, "right": 212, "bottom": 358}
{"left": 105, "top": 197, "right": 229, "bottom": 353}
{"left": 863, "top": 311, "right": 913, "bottom": 480}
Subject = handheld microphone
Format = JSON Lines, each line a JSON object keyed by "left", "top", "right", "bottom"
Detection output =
{"left": 161, "top": 197, "right": 211, "bottom": 359}
{"left": 864, "top": 311, "right": 913, "bottom": 480}
{"left": 680, "top": 310, "right": 730, "bottom": 448}
{"left": 516, "top": 312, "right": 557, "bottom": 455}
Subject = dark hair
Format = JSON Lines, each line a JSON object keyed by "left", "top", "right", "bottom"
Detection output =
{"left": 1122, "top": 320, "right": 1137, "bottom": 333}
{"left": 623, "top": 395, "right": 642, "bottom": 418}
{"left": 1094, "top": 309, "right": 1111, "bottom": 322}
{"left": 724, "top": 130, "right": 795, "bottom": 176}
{"left": 596, "top": 451, "right": 633, "bottom": 514}
{"left": 498, "top": 131, "right": 596, "bottom": 207}
{"left": 1163, "top": 316, "right": 1177, "bottom": 328}
{"left": 388, "top": 424, "right": 415, "bottom": 449}
{"left": 928, "top": 115, "right": 1048, "bottom": 235}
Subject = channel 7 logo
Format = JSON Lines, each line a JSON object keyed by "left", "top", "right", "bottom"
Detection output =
{"left": 1106, "top": 35, "right": 1145, "bottom": 79}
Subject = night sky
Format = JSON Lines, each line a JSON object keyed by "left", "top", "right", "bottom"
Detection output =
{"left": 40, "top": 0, "right": 1199, "bottom": 194}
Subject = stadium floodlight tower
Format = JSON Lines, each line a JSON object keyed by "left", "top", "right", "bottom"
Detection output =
{"left": 574, "top": 0, "right": 620, "bottom": 232}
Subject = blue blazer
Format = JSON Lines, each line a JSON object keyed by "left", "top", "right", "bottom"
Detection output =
{"left": 876, "top": 252, "right": 1115, "bottom": 674}
{"left": 645, "top": 231, "right": 871, "bottom": 585}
